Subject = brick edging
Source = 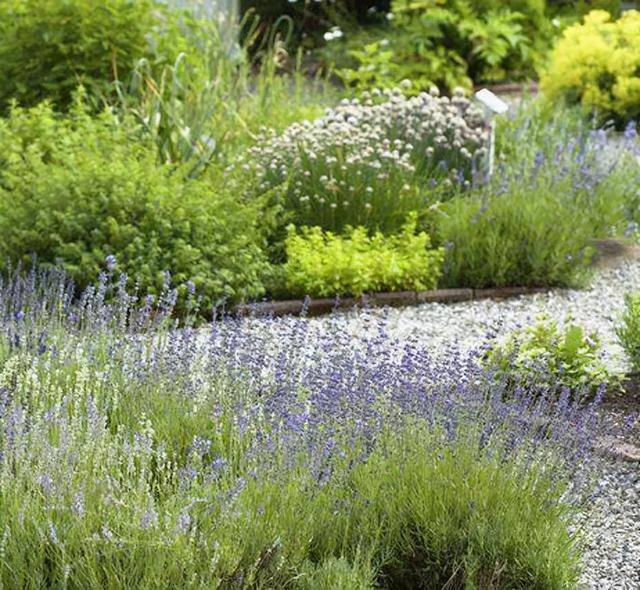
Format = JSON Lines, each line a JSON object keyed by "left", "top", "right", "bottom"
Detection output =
{"left": 232, "top": 286, "right": 550, "bottom": 318}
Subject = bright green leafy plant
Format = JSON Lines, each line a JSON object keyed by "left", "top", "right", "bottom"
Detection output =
{"left": 332, "top": 0, "right": 551, "bottom": 93}
{"left": 486, "top": 315, "right": 612, "bottom": 393}
{"left": 282, "top": 215, "right": 444, "bottom": 297}
{"left": 617, "top": 292, "right": 640, "bottom": 372}
{"left": 0, "top": 99, "right": 270, "bottom": 308}
{"left": 0, "top": 0, "right": 188, "bottom": 113}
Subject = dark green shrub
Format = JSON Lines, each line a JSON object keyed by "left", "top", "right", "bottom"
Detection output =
{"left": 0, "top": 0, "right": 186, "bottom": 112}
{"left": 0, "top": 100, "right": 270, "bottom": 307}
{"left": 548, "top": 0, "right": 623, "bottom": 18}
{"left": 240, "top": 0, "right": 390, "bottom": 50}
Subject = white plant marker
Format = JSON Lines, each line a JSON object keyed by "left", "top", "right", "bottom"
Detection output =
{"left": 474, "top": 88, "right": 509, "bottom": 179}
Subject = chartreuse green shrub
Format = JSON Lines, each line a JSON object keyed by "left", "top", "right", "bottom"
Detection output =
{"left": 541, "top": 10, "right": 640, "bottom": 125}
{"left": 0, "top": 0, "right": 186, "bottom": 113}
{"left": 282, "top": 216, "right": 444, "bottom": 297}
{"left": 617, "top": 292, "right": 640, "bottom": 371}
{"left": 486, "top": 315, "right": 611, "bottom": 393}
{"left": 0, "top": 100, "right": 270, "bottom": 307}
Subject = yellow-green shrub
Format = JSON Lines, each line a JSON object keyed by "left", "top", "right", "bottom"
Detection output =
{"left": 540, "top": 9, "right": 640, "bottom": 124}
{"left": 282, "top": 216, "right": 444, "bottom": 297}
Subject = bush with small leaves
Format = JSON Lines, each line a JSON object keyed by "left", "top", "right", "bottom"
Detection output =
{"left": 0, "top": 99, "right": 270, "bottom": 309}
{"left": 282, "top": 215, "right": 444, "bottom": 297}
{"left": 0, "top": 0, "right": 186, "bottom": 112}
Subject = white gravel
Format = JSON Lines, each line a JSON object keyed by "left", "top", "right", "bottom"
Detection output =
{"left": 312, "top": 254, "right": 640, "bottom": 589}
{"left": 576, "top": 461, "right": 640, "bottom": 589}
{"left": 316, "top": 256, "right": 640, "bottom": 374}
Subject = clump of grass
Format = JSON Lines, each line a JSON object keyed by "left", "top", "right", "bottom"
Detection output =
{"left": 115, "top": 13, "right": 335, "bottom": 174}
{"left": 617, "top": 291, "right": 640, "bottom": 372}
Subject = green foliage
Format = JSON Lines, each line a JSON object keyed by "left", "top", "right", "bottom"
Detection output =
{"left": 439, "top": 183, "right": 597, "bottom": 289}
{"left": 295, "top": 558, "right": 375, "bottom": 589}
{"left": 486, "top": 316, "right": 611, "bottom": 393}
{"left": 116, "top": 19, "right": 334, "bottom": 173}
{"left": 0, "top": 100, "right": 270, "bottom": 307}
{"left": 0, "top": 0, "right": 187, "bottom": 113}
{"left": 617, "top": 292, "right": 640, "bottom": 372}
{"left": 548, "top": 0, "right": 623, "bottom": 19}
{"left": 282, "top": 216, "right": 444, "bottom": 297}
{"left": 332, "top": 0, "right": 550, "bottom": 94}
{"left": 540, "top": 9, "right": 640, "bottom": 125}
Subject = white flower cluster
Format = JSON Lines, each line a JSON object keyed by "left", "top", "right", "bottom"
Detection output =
{"left": 240, "top": 87, "right": 489, "bottom": 231}
{"left": 245, "top": 87, "right": 488, "bottom": 191}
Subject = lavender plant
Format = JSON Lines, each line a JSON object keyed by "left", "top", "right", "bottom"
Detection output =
{"left": 0, "top": 265, "right": 607, "bottom": 588}
{"left": 242, "top": 86, "right": 488, "bottom": 234}
{"left": 440, "top": 105, "right": 640, "bottom": 289}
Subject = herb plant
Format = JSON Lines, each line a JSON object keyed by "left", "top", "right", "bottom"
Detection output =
{"left": 245, "top": 87, "right": 487, "bottom": 234}
{"left": 331, "top": 0, "right": 551, "bottom": 93}
{"left": 0, "top": 266, "right": 601, "bottom": 588}
{"left": 617, "top": 292, "right": 640, "bottom": 372}
{"left": 282, "top": 215, "right": 444, "bottom": 297}
{"left": 486, "top": 315, "right": 611, "bottom": 394}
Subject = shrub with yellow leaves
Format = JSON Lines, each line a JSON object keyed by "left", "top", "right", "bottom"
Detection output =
{"left": 540, "top": 9, "right": 640, "bottom": 125}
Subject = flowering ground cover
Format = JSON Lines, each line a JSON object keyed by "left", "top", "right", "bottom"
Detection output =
{"left": 0, "top": 266, "right": 615, "bottom": 588}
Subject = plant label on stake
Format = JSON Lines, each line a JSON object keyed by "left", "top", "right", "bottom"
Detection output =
{"left": 474, "top": 89, "right": 509, "bottom": 181}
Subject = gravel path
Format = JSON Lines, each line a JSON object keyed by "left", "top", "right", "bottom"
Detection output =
{"left": 312, "top": 250, "right": 640, "bottom": 589}
{"left": 317, "top": 253, "right": 640, "bottom": 374}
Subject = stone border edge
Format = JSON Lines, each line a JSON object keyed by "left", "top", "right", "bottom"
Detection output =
{"left": 232, "top": 286, "right": 550, "bottom": 318}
